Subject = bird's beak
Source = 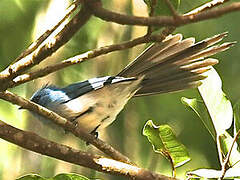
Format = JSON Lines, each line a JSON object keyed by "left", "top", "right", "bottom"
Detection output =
{"left": 18, "top": 107, "right": 23, "bottom": 110}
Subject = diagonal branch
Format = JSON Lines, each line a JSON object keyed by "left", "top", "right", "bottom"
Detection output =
{"left": 1, "top": 0, "right": 238, "bottom": 91}
{"left": 12, "top": 1, "right": 80, "bottom": 64}
{"left": 8, "top": 33, "right": 168, "bottom": 88}
{"left": 0, "top": 119, "right": 176, "bottom": 180}
{"left": 0, "top": 2, "right": 92, "bottom": 91}
{"left": 7, "top": 0, "right": 234, "bottom": 89}
{"left": 0, "top": 91, "right": 131, "bottom": 164}
{"left": 162, "top": 0, "right": 179, "bottom": 17}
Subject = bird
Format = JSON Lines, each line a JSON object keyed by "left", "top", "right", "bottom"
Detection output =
{"left": 30, "top": 32, "right": 234, "bottom": 136}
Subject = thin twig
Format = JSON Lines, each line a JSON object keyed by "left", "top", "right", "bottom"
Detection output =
{"left": 146, "top": 0, "right": 157, "bottom": 36}
{"left": 163, "top": 0, "right": 179, "bottom": 17}
{"left": 0, "top": 3, "right": 92, "bottom": 91}
{"left": 220, "top": 130, "right": 240, "bottom": 179}
{"left": 152, "top": 0, "right": 227, "bottom": 43}
{"left": 85, "top": 0, "right": 240, "bottom": 26}
{"left": 0, "top": 91, "right": 132, "bottom": 164}
{"left": 0, "top": 120, "right": 176, "bottom": 180}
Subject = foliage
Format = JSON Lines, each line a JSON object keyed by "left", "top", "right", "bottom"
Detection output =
{"left": 143, "top": 121, "right": 190, "bottom": 166}
{"left": 183, "top": 68, "right": 240, "bottom": 179}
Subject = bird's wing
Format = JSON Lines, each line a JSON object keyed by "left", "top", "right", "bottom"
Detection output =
{"left": 61, "top": 76, "right": 137, "bottom": 101}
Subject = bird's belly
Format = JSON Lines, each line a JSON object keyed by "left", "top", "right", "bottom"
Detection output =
{"left": 62, "top": 84, "right": 138, "bottom": 133}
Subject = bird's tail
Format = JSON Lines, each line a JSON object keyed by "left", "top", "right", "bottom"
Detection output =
{"left": 118, "top": 32, "right": 234, "bottom": 97}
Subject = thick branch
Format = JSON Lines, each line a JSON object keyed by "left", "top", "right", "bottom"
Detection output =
{"left": 0, "top": 3, "right": 92, "bottom": 90}
{"left": 0, "top": 91, "right": 131, "bottom": 164}
{"left": 85, "top": 0, "right": 240, "bottom": 27}
{"left": 0, "top": 120, "right": 176, "bottom": 180}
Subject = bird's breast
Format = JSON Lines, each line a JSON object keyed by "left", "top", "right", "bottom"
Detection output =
{"left": 62, "top": 82, "right": 140, "bottom": 133}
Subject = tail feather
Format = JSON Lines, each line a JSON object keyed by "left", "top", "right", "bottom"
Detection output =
{"left": 118, "top": 34, "right": 183, "bottom": 76}
{"left": 180, "top": 58, "right": 218, "bottom": 71}
{"left": 118, "top": 32, "right": 234, "bottom": 97}
{"left": 136, "top": 80, "right": 202, "bottom": 96}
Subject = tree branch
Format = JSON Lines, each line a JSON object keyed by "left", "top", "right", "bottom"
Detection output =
{"left": 0, "top": 91, "right": 131, "bottom": 164}
{"left": 12, "top": 1, "right": 80, "bottom": 64}
{"left": 4, "top": 0, "right": 238, "bottom": 90}
{"left": 185, "top": 0, "right": 230, "bottom": 16}
{"left": 7, "top": 0, "right": 233, "bottom": 89}
{"left": 85, "top": 0, "right": 240, "bottom": 27}
{"left": 163, "top": 0, "right": 179, "bottom": 17}
{"left": 0, "top": 2, "right": 92, "bottom": 91}
{"left": 8, "top": 33, "right": 168, "bottom": 88}
{"left": 0, "top": 120, "right": 176, "bottom": 180}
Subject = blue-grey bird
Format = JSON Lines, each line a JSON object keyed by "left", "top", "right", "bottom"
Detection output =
{"left": 30, "top": 33, "right": 234, "bottom": 135}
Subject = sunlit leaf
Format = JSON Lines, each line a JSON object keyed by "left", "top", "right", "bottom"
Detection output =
{"left": 198, "top": 68, "right": 233, "bottom": 135}
{"left": 187, "top": 167, "right": 240, "bottom": 179}
{"left": 143, "top": 120, "right": 190, "bottom": 167}
{"left": 143, "top": 0, "right": 180, "bottom": 16}
{"left": 181, "top": 97, "right": 216, "bottom": 139}
{"left": 197, "top": 68, "right": 239, "bottom": 167}
{"left": 16, "top": 173, "right": 90, "bottom": 180}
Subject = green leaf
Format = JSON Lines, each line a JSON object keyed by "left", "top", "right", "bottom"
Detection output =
{"left": 16, "top": 174, "right": 46, "bottom": 180}
{"left": 187, "top": 167, "right": 240, "bottom": 179}
{"left": 53, "top": 173, "right": 90, "bottom": 180}
{"left": 16, "top": 173, "right": 90, "bottom": 180}
{"left": 143, "top": 120, "right": 190, "bottom": 167}
{"left": 181, "top": 97, "right": 216, "bottom": 139}
{"left": 198, "top": 68, "right": 233, "bottom": 135}
{"left": 143, "top": 0, "right": 180, "bottom": 16}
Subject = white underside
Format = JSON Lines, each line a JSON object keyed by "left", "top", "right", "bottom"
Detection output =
{"left": 56, "top": 78, "right": 142, "bottom": 133}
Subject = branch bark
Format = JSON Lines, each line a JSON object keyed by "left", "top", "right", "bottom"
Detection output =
{"left": 3, "top": 0, "right": 239, "bottom": 90}
{"left": 0, "top": 91, "right": 131, "bottom": 164}
{"left": 0, "top": 2, "right": 92, "bottom": 91}
{"left": 0, "top": 120, "right": 176, "bottom": 180}
{"left": 85, "top": 0, "right": 240, "bottom": 27}
{"left": 8, "top": 33, "right": 169, "bottom": 88}
{"left": 12, "top": 1, "right": 80, "bottom": 64}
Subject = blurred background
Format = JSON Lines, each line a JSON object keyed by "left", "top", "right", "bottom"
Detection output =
{"left": 0, "top": 0, "right": 239, "bottom": 179}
